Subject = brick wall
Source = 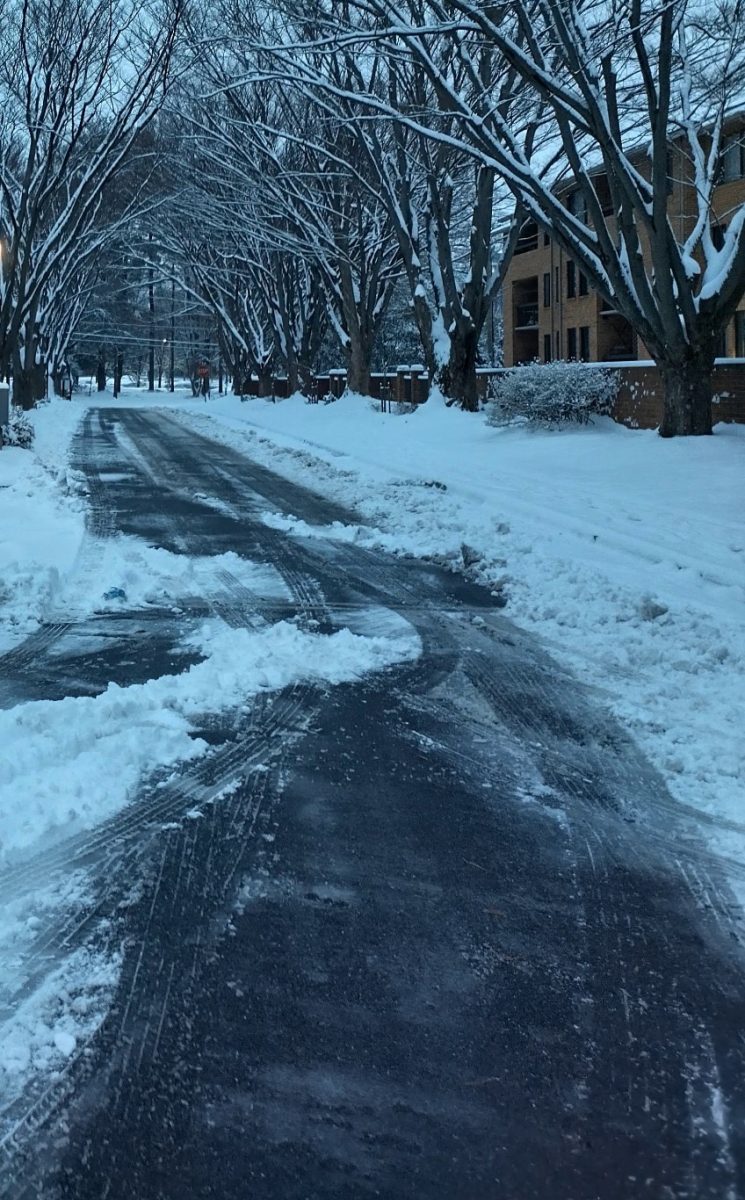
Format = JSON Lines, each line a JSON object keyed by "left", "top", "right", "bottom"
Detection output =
{"left": 612, "top": 366, "right": 664, "bottom": 428}
{"left": 613, "top": 363, "right": 745, "bottom": 428}
{"left": 238, "top": 363, "right": 745, "bottom": 426}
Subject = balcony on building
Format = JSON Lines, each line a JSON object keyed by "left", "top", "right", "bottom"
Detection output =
{"left": 515, "top": 302, "right": 539, "bottom": 329}
{"left": 599, "top": 297, "right": 619, "bottom": 314}
{"left": 514, "top": 220, "right": 539, "bottom": 255}
{"left": 598, "top": 298, "right": 636, "bottom": 360}
{"left": 512, "top": 277, "right": 539, "bottom": 362}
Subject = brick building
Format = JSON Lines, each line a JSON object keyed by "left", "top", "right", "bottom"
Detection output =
{"left": 502, "top": 128, "right": 745, "bottom": 370}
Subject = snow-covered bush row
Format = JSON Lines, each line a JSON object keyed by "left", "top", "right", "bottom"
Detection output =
{"left": 0, "top": 409, "right": 35, "bottom": 449}
{"left": 486, "top": 362, "right": 618, "bottom": 428}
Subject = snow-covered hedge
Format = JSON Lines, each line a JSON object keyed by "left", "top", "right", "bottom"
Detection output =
{"left": 486, "top": 361, "right": 618, "bottom": 428}
{"left": 1, "top": 408, "right": 35, "bottom": 449}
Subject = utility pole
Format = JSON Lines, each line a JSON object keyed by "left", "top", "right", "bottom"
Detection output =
{"left": 148, "top": 232, "right": 155, "bottom": 391}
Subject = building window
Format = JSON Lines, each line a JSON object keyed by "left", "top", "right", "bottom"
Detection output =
{"left": 712, "top": 224, "right": 727, "bottom": 251}
{"left": 719, "top": 134, "right": 745, "bottom": 182}
{"left": 555, "top": 266, "right": 559, "bottom": 296}
{"left": 580, "top": 325, "right": 590, "bottom": 361}
{"left": 543, "top": 232, "right": 551, "bottom": 247}
{"left": 567, "top": 327, "right": 577, "bottom": 359}
{"left": 567, "top": 261, "right": 576, "bottom": 298}
{"left": 736, "top": 311, "right": 745, "bottom": 357}
{"left": 579, "top": 272, "right": 588, "bottom": 296}
{"left": 555, "top": 330, "right": 561, "bottom": 358}
{"left": 544, "top": 334, "right": 552, "bottom": 362}
{"left": 543, "top": 272, "right": 551, "bottom": 307}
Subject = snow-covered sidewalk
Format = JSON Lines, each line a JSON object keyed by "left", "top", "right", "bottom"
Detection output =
{"left": 171, "top": 389, "right": 745, "bottom": 887}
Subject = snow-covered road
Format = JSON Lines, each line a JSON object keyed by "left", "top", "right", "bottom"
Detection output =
{"left": 2, "top": 406, "right": 745, "bottom": 1198}
{"left": 169, "top": 391, "right": 745, "bottom": 890}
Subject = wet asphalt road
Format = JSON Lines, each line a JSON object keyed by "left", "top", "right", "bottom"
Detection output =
{"left": 1, "top": 407, "right": 745, "bottom": 1200}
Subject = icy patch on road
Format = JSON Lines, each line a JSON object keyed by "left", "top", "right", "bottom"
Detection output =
{"left": 0, "top": 616, "right": 420, "bottom": 861}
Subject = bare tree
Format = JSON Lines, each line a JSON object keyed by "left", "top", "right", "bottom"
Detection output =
{"left": 157, "top": 159, "right": 329, "bottom": 395}
{"left": 179, "top": 12, "right": 401, "bottom": 397}
{"left": 260, "top": 27, "right": 532, "bottom": 407}
{"left": 307, "top": 0, "right": 745, "bottom": 434}
{"left": 0, "top": 0, "right": 182, "bottom": 406}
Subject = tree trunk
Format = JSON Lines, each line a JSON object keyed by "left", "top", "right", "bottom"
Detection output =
{"left": 148, "top": 233, "right": 155, "bottom": 392}
{"left": 113, "top": 353, "right": 124, "bottom": 399}
{"left": 297, "top": 362, "right": 314, "bottom": 397}
{"left": 284, "top": 340, "right": 300, "bottom": 396}
{"left": 286, "top": 359, "right": 300, "bottom": 395}
{"left": 412, "top": 291, "right": 436, "bottom": 381}
{"left": 658, "top": 355, "right": 713, "bottom": 437}
{"left": 32, "top": 361, "right": 46, "bottom": 401}
{"left": 169, "top": 275, "right": 176, "bottom": 392}
{"left": 13, "top": 367, "right": 35, "bottom": 411}
{"left": 439, "top": 325, "right": 480, "bottom": 412}
{"left": 257, "top": 369, "right": 273, "bottom": 398}
{"left": 346, "top": 341, "right": 371, "bottom": 396}
{"left": 97, "top": 350, "right": 107, "bottom": 392}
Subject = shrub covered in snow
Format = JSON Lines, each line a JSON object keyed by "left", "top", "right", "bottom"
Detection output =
{"left": 486, "top": 361, "right": 618, "bottom": 428}
{"left": 1, "top": 408, "right": 35, "bottom": 449}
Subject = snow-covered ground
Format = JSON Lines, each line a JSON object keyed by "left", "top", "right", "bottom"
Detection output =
{"left": 1, "top": 384, "right": 743, "bottom": 1111}
{"left": 0, "top": 616, "right": 419, "bottom": 860}
{"left": 169, "top": 388, "right": 745, "bottom": 884}
{"left": 0, "top": 401, "right": 87, "bottom": 651}
{"left": 0, "top": 395, "right": 420, "bottom": 860}
{"left": 0, "top": 394, "right": 420, "bottom": 1113}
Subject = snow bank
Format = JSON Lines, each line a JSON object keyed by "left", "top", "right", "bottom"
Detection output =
{"left": 0, "top": 943, "right": 122, "bottom": 1136}
{"left": 0, "top": 400, "right": 86, "bottom": 650}
{"left": 174, "top": 391, "right": 745, "bottom": 874}
{"left": 0, "top": 615, "right": 419, "bottom": 860}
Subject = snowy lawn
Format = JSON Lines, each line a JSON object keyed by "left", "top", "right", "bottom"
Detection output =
{"left": 171, "top": 389, "right": 745, "bottom": 883}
